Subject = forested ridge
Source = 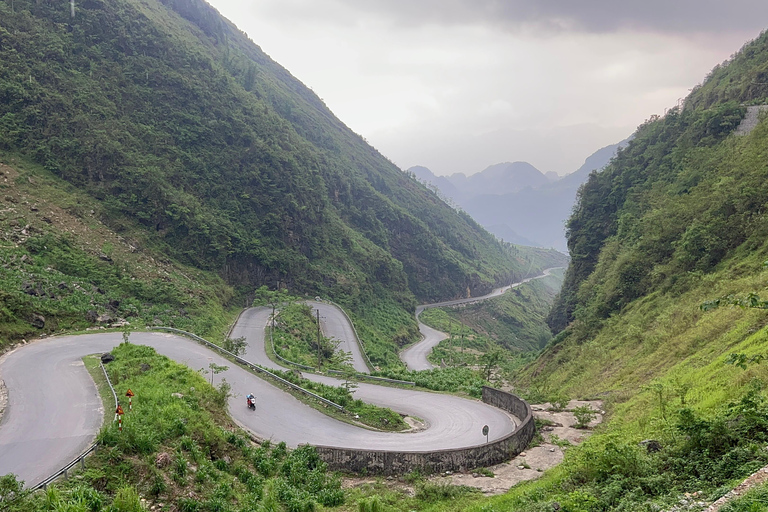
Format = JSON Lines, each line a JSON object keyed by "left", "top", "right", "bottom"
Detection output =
{"left": 473, "top": 29, "right": 768, "bottom": 512}
{"left": 548, "top": 31, "right": 768, "bottom": 334}
{"left": 0, "top": 0, "right": 565, "bottom": 350}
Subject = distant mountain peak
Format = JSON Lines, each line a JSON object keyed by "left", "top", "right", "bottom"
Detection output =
{"left": 409, "top": 139, "right": 629, "bottom": 252}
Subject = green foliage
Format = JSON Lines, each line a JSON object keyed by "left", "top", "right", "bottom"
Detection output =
{"left": 0, "top": 474, "right": 29, "bottom": 511}
{"left": 0, "top": 343, "right": 346, "bottom": 512}
{"left": 702, "top": 292, "right": 768, "bottom": 312}
{"left": 424, "top": 273, "right": 564, "bottom": 354}
{"left": 409, "top": 273, "right": 565, "bottom": 394}
{"left": 414, "top": 481, "right": 478, "bottom": 502}
{"left": 375, "top": 366, "right": 490, "bottom": 397}
{"left": 475, "top": 467, "right": 495, "bottom": 478}
{"left": 549, "top": 95, "right": 755, "bottom": 333}
{"left": 271, "top": 302, "right": 337, "bottom": 369}
{"left": 111, "top": 486, "right": 143, "bottom": 512}
{"left": 252, "top": 286, "right": 299, "bottom": 308}
{"left": 0, "top": 0, "right": 561, "bottom": 361}
{"left": 725, "top": 352, "right": 767, "bottom": 370}
{"left": 549, "top": 394, "right": 570, "bottom": 412}
{"left": 560, "top": 490, "right": 600, "bottom": 512}
{"left": 572, "top": 406, "right": 597, "bottom": 429}
{"left": 720, "top": 483, "right": 768, "bottom": 512}
{"left": 222, "top": 336, "right": 246, "bottom": 356}
{"left": 0, "top": 185, "right": 235, "bottom": 349}
{"left": 358, "top": 495, "right": 388, "bottom": 512}
{"left": 264, "top": 366, "right": 407, "bottom": 431}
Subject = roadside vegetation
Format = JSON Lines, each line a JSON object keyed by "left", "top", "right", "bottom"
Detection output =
{"left": 264, "top": 366, "right": 408, "bottom": 432}
{"left": 0, "top": 156, "right": 237, "bottom": 351}
{"left": 0, "top": 343, "right": 344, "bottom": 512}
{"left": 392, "top": 274, "right": 565, "bottom": 396}
{"left": 269, "top": 301, "right": 344, "bottom": 371}
{"left": 251, "top": 286, "right": 408, "bottom": 431}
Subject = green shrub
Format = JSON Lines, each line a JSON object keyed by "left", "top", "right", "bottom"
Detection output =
{"left": 560, "top": 490, "right": 600, "bottom": 512}
{"left": 415, "top": 481, "right": 476, "bottom": 502}
{"left": 178, "top": 498, "right": 202, "bottom": 512}
{"left": 572, "top": 406, "right": 597, "bottom": 429}
{"left": 358, "top": 495, "right": 387, "bottom": 512}
{"left": 111, "top": 486, "right": 143, "bottom": 512}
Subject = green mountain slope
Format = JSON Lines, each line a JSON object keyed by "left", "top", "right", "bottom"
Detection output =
{"left": 463, "top": 30, "right": 768, "bottom": 512}
{"left": 0, "top": 0, "right": 563, "bottom": 356}
{"left": 519, "top": 32, "right": 768, "bottom": 412}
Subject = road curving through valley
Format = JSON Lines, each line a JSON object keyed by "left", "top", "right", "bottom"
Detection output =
{"left": 401, "top": 267, "right": 563, "bottom": 370}
{"left": 0, "top": 269, "right": 565, "bottom": 486}
{"left": 0, "top": 304, "right": 518, "bottom": 487}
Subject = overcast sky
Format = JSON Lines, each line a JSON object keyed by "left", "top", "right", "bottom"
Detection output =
{"left": 207, "top": 1, "right": 767, "bottom": 176}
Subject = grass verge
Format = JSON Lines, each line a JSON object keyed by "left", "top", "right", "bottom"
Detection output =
{"left": 1, "top": 342, "right": 345, "bottom": 511}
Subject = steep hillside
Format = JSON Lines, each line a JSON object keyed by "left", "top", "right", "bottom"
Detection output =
{"left": 0, "top": 0, "right": 562, "bottom": 351}
{"left": 467, "top": 30, "right": 768, "bottom": 512}
{"left": 533, "top": 29, "right": 768, "bottom": 434}
{"left": 0, "top": 156, "right": 235, "bottom": 349}
{"left": 438, "top": 268, "right": 566, "bottom": 354}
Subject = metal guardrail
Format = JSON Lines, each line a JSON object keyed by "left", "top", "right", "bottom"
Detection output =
{"left": 325, "top": 369, "right": 415, "bottom": 386}
{"left": 32, "top": 360, "right": 119, "bottom": 490}
{"left": 315, "top": 298, "right": 375, "bottom": 372}
{"left": 101, "top": 360, "right": 119, "bottom": 412}
{"left": 267, "top": 313, "right": 316, "bottom": 372}
{"left": 262, "top": 307, "right": 413, "bottom": 385}
{"left": 151, "top": 327, "right": 344, "bottom": 411}
{"left": 33, "top": 443, "right": 99, "bottom": 490}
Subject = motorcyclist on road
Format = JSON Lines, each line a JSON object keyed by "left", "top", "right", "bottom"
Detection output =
{"left": 246, "top": 393, "right": 255, "bottom": 409}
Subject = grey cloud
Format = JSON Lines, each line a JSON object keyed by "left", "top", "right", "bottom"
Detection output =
{"left": 296, "top": 0, "right": 768, "bottom": 35}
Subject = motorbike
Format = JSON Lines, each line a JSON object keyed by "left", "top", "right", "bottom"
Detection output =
{"left": 246, "top": 394, "right": 255, "bottom": 410}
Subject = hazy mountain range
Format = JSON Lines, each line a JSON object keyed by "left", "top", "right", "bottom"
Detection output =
{"left": 409, "top": 139, "right": 629, "bottom": 252}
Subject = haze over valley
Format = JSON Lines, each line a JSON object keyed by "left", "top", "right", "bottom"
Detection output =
{"left": 410, "top": 138, "right": 629, "bottom": 251}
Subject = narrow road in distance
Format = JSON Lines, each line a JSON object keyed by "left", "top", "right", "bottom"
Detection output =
{"left": 400, "top": 268, "right": 562, "bottom": 371}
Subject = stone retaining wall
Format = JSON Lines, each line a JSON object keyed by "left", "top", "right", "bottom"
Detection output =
{"left": 314, "top": 386, "right": 534, "bottom": 475}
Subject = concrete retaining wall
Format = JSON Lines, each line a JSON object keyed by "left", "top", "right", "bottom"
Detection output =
{"left": 314, "top": 386, "right": 534, "bottom": 475}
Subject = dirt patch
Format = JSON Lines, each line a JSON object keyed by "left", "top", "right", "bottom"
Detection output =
{"left": 402, "top": 416, "right": 427, "bottom": 433}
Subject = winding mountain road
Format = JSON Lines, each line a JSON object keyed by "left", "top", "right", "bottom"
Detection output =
{"left": 0, "top": 269, "right": 561, "bottom": 487}
{"left": 401, "top": 268, "right": 561, "bottom": 370}
{"left": 0, "top": 305, "right": 516, "bottom": 487}
{"left": 308, "top": 301, "right": 370, "bottom": 373}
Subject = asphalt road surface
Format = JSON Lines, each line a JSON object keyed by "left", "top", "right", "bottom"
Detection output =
{"left": 308, "top": 301, "right": 370, "bottom": 373}
{"left": 400, "top": 268, "right": 562, "bottom": 370}
{"left": 0, "top": 303, "right": 517, "bottom": 487}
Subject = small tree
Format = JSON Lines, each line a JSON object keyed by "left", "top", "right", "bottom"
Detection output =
{"left": 208, "top": 362, "right": 229, "bottom": 385}
{"left": 573, "top": 405, "right": 598, "bottom": 429}
{"left": 223, "top": 336, "right": 247, "bottom": 356}
{"left": 480, "top": 348, "right": 503, "bottom": 381}
{"left": 0, "top": 474, "right": 27, "bottom": 504}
